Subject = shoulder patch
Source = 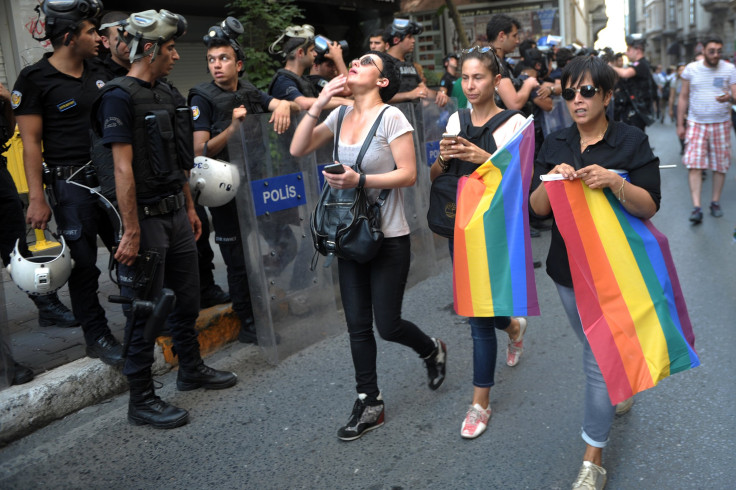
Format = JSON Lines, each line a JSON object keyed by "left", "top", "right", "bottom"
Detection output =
{"left": 96, "top": 80, "right": 106, "bottom": 89}
{"left": 192, "top": 106, "right": 200, "bottom": 120}
{"left": 10, "top": 90, "right": 22, "bottom": 109}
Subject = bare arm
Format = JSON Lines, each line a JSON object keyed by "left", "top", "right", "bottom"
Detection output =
{"left": 112, "top": 142, "right": 140, "bottom": 266}
{"left": 610, "top": 64, "right": 636, "bottom": 79}
{"left": 676, "top": 78, "right": 690, "bottom": 140}
{"left": 290, "top": 75, "right": 347, "bottom": 157}
{"left": 266, "top": 98, "right": 295, "bottom": 134}
{"left": 182, "top": 181, "right": 201, "bottom": 240}
{"left": 293, "top": 95, "right": 352, "bottom": 111}
{"left": 16, "top": 114, "right": 50, "bottom": 229}
{"left": 193, "top": 105, "right": 246, "bottom": 157}
{"left": 496, "top": 77, "right": 539, "bottom": 110}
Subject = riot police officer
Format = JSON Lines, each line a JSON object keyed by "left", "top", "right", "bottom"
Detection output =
{"left": 12, "top": 0, "right": 122, "bottom": 366}
{"left": 94, "top": 9, "right": 236, "bottom": 429}
{"left": 610, "top": 36, "right": 655, "bottom": 131}
{"left": 188, "top": 17, "right": 297, "bottom": 344}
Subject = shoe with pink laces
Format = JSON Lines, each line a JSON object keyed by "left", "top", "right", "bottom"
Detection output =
{"left": 506, "top": 317, "right": 528, "bottom": 367}
{"left": 460, "top": 403, "right": 492, "bottom": 439}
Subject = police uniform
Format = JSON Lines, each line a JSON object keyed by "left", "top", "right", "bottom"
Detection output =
{"left": 267, "top": 68, "right": 319, "bottom": 99}
{"left": 304, "top": 74, "right": 329, "bottom": 94}
{"left": 392, "top": 57, "right": 422, "bottom": 95}
{"left": 616, "top": 57, "right": 654, "bottom": 131}
{"left": 94, "top": 76, "right": 201, "bottom": 377}
{"left": 11, "top": 53, "right": 117, "bottom": 348}
{"left": 188, "top": 80, "right": 272, "bottom": 330}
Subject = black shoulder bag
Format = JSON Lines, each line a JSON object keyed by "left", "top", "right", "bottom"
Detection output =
{"left": 310, "top": 105, "right": 392, "bottom": 268}
{"left": 427, "top": 109, "right": 521, "bottom": 238}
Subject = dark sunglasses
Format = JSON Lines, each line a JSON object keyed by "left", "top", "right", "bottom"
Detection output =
{"left": 562, "top": 85, "right": 600, "bottom": 101}
{"left": 461, "top": 46, "right": 501, "bottom": 73}
{"left": 354, "top": 56, "right": 386, "bottom": 79}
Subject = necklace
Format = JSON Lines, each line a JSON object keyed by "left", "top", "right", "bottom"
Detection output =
{"left": 580, "top": 123, "right": 608, "bottom": 150}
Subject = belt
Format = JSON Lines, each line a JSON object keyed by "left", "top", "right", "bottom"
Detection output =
{"left": 49, "top": 165, "right": 86, "bottom": 180}
{"left": 138, "top": 191, "right": 186, "bottom": 220}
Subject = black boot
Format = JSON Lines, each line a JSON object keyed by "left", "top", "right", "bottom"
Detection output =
{"left": 238, "top": 316, "right": 258, "bottom": 344}
{"left": 177, "top": 360, "right": 237, "bottom": 391}
{"left": 128, "top": 371, "right": 189, "bottom": 429}
{"left": 31, "top": 293, "right": 79, "bottom": 328}
{"left": 86, "top": 333, "right": 125, "bottom": 368}
{"left": 11, "top": 361, "right": 35, "bottom": 385}
{"left": 199, "top": 283, "right": 231, "bottom": 309}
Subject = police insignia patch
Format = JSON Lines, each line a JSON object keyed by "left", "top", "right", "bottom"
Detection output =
{"left": 57, "top": 99, "right": 77, "bottom": 112}
{"left": 96, "top": 80, "right": 106, "bottom": 89}
{"left": 10, "top": 90, "right": 21, "bottom": 109}
{"left": 192, "top": 106, "right": 200, "bottom": 120}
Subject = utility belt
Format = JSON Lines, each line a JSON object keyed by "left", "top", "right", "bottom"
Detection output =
{"left": 44, "top": 164, "right": 88, "bottom": 182}
{"left": 138, "top": 191, "right": 185, "bottom": 220}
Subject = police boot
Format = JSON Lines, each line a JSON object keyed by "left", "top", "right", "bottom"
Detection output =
{"left": 31, "top": 293, "right": 79, "bottom": 328}
{"left": 238, "top": 314, "right": 258, "bottom": 344}
{"left": 128, "top": 370, "right": 189, "bottom": 429}
{"left": 176, "top": 360, "right": 237, "bottom": 391}
{"left": 11, "top": 361, "right": 35, "bottom": 386}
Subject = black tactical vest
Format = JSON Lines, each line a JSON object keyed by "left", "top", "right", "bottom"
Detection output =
{"left": 267, "top": 68, "right": 319, "bottom": 98}
{"left": 396, "top": 60, "right": 422, "bottom": 94}
{"left": 93, "top": 77, "right": 186, "bottom": 200}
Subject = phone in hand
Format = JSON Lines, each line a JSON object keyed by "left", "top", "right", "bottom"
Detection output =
{"left": 323, "top": 163, "right": 346, "bottom": 174}
{"left": 442, "top": 133, "right": 458, "bottom": 140}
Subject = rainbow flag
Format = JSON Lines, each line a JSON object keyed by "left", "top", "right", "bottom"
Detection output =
{"left": 453, "top": 116, "right": 539, "bottom": 317}
{"left": 543, "top": 175, "right": 699, "bottom": 404}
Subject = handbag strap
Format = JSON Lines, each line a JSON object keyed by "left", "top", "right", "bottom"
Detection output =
{"left": 333, "top": 105, "right": 393, "bottom": 206}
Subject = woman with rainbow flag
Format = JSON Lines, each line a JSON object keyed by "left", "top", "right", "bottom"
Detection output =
{"left": 530, "top": 56, "right": 661, "bottom": 489}
{"left": 430, "top": 46, "right": 529, "bottom": 440}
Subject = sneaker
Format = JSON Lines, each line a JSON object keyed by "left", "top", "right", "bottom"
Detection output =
{"left": 337, "top": 393, "right": 385, "bottom": 441}
{"left": 460, "top": 403, "right": 491, "bottom": 439}
{"left": 689, "top": 208, "right": 703, "bottom": 224}
{"left": 423, "top": 338, "right": 447, "bottom": 390}
{"left": 200, "top": 283, "right": 231, "bottom": 309}
{"left": 615, "top": 397, "right": 634, "bottom": 416}
{"left": 710, "top": 201, "right": 723, "bottom": 218}
{"left": 506, "top": 317, "right": 528, "bottom": 367}
{"left": 572, "top": 461, "right": 607, "bottom": 489}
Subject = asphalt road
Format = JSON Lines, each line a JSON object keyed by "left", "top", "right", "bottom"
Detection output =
{"left": 1, "top": 120, "right": 734, "bottom": 489}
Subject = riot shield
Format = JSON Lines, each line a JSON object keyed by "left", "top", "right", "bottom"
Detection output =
{"left": 543, "top": 97, "right": 573, "bottom": 136}
{"left": 227, "top": 111, "right": 342, "bottom": 364}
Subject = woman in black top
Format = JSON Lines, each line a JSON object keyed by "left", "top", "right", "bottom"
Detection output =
{"left": 530, "top": 56, "right": 660, "bottom": 489}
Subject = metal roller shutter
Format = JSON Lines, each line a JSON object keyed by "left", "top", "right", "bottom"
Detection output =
{"left": 166, "top": 41, "right": 208, "bottom": 99}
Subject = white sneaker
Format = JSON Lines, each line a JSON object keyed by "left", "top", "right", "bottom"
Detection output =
{"left": 460, "top": 403, "right": 491, "bottom": 439}
{"left": 615, "top": 397, "right": 634, "bottom": 416}
{"left": 506, "top": 317, "right": 527, "bottom": 367}
{"left": 572, "top": 461, "right": 607, "bottom": 489}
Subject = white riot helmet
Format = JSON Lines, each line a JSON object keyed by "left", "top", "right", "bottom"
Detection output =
{"left": 6, "top": 237, "right": 74, "bottom": 296}
{"left": 189, "top": 156, "right": 240, "bottom": 207}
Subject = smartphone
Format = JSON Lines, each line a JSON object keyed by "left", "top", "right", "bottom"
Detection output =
{"left": 442, "top": 133, "right": 458, "bottom": 140}
{"left": 323, "top": 163, "right": 346, "bottom": 174}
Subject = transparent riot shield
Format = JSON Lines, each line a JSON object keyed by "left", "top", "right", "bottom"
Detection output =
{"left": 227, "top": 112, "right": 342, "bottom": 365}
{"left": 1, "top": 276, "right": 12, "bottom": 389}
{"left": 543, "top": 97, "right": 573, "bottom": 136}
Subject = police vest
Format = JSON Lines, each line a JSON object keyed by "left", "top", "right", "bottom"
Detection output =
{"left": 267, "top": 68, "right": 319, "bottom": 98}
{"left": 396, "top": 60, "right": 422, "bottom": 94}
{"left": 93, "top": 77, "right": 188, "bottom": 201}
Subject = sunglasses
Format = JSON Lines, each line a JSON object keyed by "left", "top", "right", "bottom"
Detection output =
{"left": 353, "top": 56, "right": 386, "bottom": 79}
{"left": 562, "top": 85, "right": 600, "bottom": 100}
{"left": 461, "top": 46, "right": 502, "bottom": 72}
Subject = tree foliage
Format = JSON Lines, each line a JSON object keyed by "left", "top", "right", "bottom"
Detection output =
{"left": 227, "top": 0, "right": 304, "bottom": 90}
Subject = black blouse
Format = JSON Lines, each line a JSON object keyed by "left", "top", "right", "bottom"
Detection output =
{"left": 531, "top": 120, "right": 661, "bottom": 287}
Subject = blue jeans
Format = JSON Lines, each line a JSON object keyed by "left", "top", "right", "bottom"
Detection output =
{"left": 555, "top": 282, "right": 616, "bottom": 448}
{"left": 338, "top": 235, "right": 436, "bottom": 399}
{"left": 447, "top": 239, "right": 510, "bottom": 387}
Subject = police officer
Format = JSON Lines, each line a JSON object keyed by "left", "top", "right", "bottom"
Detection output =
{"left": 96, "top": 10, "right": 130, "bottom": 78}
{"left": 94, "top": 9, "right": 237, "bottom": 429}
{"left": 188, "top": 17, "right": 296, "bottom": 343}
{"left": 305, "top": 35, "right": 350, "bottom": 95}
{"left": 384, "top": 18, "right": 448, "bottom": 107}
{"left": 609, "top": 36, "right": 654, "bottom": 131}
{"left": 12, "top": 0, "right": 123, "bottom": 366}
{"left": 267, "top": 25, "right": 351, "bottom": 111}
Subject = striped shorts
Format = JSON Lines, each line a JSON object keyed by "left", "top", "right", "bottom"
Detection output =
{"left": 683, "top": 120, "right": 732, "bottom": 172}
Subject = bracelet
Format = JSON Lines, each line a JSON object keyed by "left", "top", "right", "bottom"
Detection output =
{"left": 617, "top": 178, "right": 626, "bottom": 203}
{"left": 438, "top": 154, "right": 450, "bottom": 172}
{"left": 357, "top": 173, "right": 366, "bottom": 189}
{"left": 305, "top": 111, "right": 318, "bottom": 120}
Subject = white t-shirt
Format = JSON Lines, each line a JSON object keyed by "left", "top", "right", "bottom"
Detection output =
{"left": 445, "top": 110, "right": 527, "bottom": 152}
{"left": 681, "top": 59, "right": 736, "bottom": 123}
{"left": 323, "top": 104, "right": 414, "bottom": 238}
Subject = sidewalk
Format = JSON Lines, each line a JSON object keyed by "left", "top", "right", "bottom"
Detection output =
{"left": 0, "top": 235, "right": 238, "bottom": 445}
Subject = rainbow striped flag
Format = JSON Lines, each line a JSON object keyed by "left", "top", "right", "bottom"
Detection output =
{"left": 453, "top": 116, "right": 539, "bottom": 317}
{"left": 543, "top": 175, "right": 699, "bottom": 404}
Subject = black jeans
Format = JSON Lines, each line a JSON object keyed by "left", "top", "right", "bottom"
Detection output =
{"left": 338, "top": 235, "right": 435, "bottom": 398}
{"left": 118, "top": 208, "right": 201, "bottom": 377}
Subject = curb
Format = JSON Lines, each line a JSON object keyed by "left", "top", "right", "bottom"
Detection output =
{"left": 0, "top": 304, "right": 240, "bottom": 446}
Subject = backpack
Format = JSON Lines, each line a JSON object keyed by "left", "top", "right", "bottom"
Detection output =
{"left": 310, "top": 105, "right": 391, "bottom": 268}
{"left": 427, "top": 109, "right": 522, "bottom": 238}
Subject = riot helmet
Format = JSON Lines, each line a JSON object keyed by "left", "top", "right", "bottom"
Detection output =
{"left": 268, "top": 24, "right": 315, "bottom": 60}
{"left": 6, "top": 237, "right": 74, "bottom": 296}
{"left": 389, "top": 18, "right": 423, "bottom": 40}
{"left": 120, "top": 9, "right": 187, "bottom": 63}
{"left": 189, "top": 156, "right": 241, "bottom": 207}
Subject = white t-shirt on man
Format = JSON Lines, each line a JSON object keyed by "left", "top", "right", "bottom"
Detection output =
{"left": 681, "top": 59, "right": 736, "bottom": 123}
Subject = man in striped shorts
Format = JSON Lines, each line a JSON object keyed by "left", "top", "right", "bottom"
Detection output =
{"left": 677, "top": 37, "right": 736, "bottom": 224}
